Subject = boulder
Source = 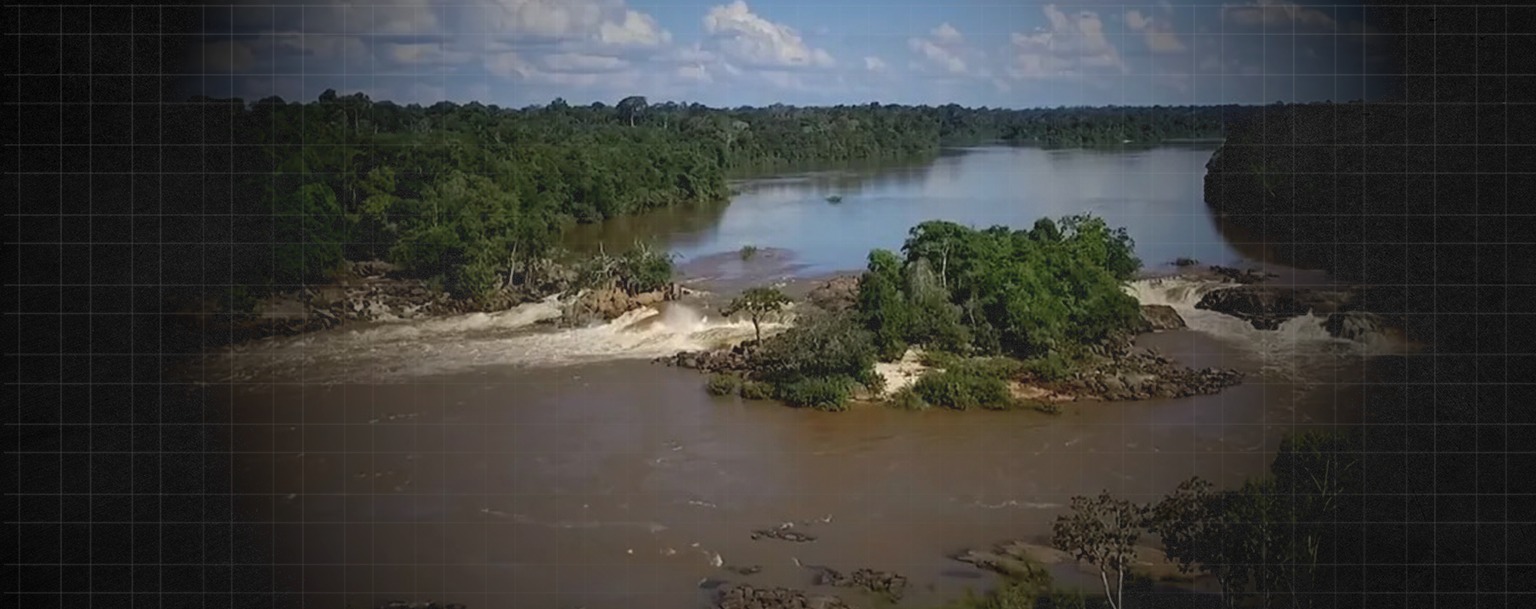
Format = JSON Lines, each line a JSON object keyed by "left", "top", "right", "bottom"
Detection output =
{"left": 1324, "top": 311, "right": 1384, "bottom": 342}
{"left": 1195, "top": 286, "right": 1308, "bottom": 330}
{"left": 807, "top": 275, "right": 860, "bottom": 312}
{"left": 1139, "top": 304, "right": 1186, "bottom": 331}
{"left": 814, "top": 567, "right": 907, "bottom": 600}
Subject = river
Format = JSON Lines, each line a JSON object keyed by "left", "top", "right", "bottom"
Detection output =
{"left": 205, "top": 146, "right": 1389, "bottom": 609}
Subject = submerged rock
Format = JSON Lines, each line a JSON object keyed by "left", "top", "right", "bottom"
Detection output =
{"left": 814, "top": 567, "right": 908, "bottom": 600}
{"left": 715, "top": 585, "right": 849, "bottom": 609}
{"left": 751, "top": 524, "right": 816, "bottom": 542}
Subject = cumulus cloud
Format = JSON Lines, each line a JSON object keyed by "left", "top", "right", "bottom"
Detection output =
{"left": 864, "top": 56, "right": 887, "bottom": 73}
{"left": 598, "top": 9, "right": 671, "bottom": 47}
{"left": 1007, "top": 5, "right": 1126, "bottom": 80}
{"left": 907, "top": 23, "right": 986, "bottom": 78}
{"left": 1124, "top": 9, "right": 1186, "bottom": 53}
{"left": 1222, "top": 0, "right": 1337, "bottom": 30}
{"left": 703, "top": 1, "right": 835, "bottom": 69}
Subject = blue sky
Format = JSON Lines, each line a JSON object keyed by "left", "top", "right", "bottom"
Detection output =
{"left": 193, "top": 0, "right": 1399, "bottom": 108}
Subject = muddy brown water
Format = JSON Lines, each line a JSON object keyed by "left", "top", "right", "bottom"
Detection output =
{"left": 206, "top": 146, "right": 1386, "bottom": 608}
{"left": 216, "top": 329, "right": 1368, "bottom": 609}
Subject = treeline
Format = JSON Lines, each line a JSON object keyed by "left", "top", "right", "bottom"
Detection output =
{"left": 184, "top": 91, "right": 1242, "bottom": 305}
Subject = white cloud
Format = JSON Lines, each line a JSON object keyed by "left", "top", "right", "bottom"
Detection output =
{"left": 1222, "top": 0, "right": 1337, "bottom": 30}
{"left": 540, "top": 52, "right": 631, "bottom": 73}
{"left": 467, "top": 0, "right": 671, "bottom": 48}
{"left": 703, "top": 1, "right": 835, "bottom": 69}
{"left": 1007, "top": 5, "right": 1126, "bottom": 80}
{"left": 864, "top": 56, "right": 887, "bottom": 73}
{"left": 907, "top": 22, "right": 986, "bottom": 78}
{"left": 1124, "top": 9, "right": 1186, "bottom": 53}
{"left": 932, "top": 23, "right": 964, "bottom": 45}
{"left": 598, "top": 10, "right": 672, "bottom": 47}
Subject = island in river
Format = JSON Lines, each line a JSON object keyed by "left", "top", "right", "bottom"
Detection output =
{"left": 191, "top": 121, "right": 1409, "bottom": 609}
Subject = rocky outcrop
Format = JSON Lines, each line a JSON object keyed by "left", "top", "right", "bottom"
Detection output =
{"left": 1325, "top": 311, "right": 1384, "bottom": 342}
{"left": 1210, "top": 265, "right": 1278, "bottom": 284}
{"left": 654, "top": 341, "right": 758, "bottom": 373}
{"left": 1139, "top": 304, "right": 1186, "bottom": 331}
{"left": 715, "top": 585, "right": 849, "bottom": 609}
{"left": 751, "top": 523, "right": 816, "bottom": 542}
{"left": 813, "top": 567, "right": 907, "bottom": 601}
{"left": 558, "top": 283, "right": 684, "bottom": 326}
{"left": 806, "top": 275, "right": 860, "bottom": 312}
{"left": 1048, "top": 348, "right": 1244, "bottom": 401}
{"left": 1195, "top": 285, "right": 1358, "bottom": 330}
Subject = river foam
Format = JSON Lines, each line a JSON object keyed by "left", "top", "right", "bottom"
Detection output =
{"left": 207, "top": 298, "right": 771, "bottom": 384}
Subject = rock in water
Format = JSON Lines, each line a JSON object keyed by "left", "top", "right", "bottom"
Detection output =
{"left": 814, "top": 567, "right": 908, "bottom": 600}
{"left": 1324, "top": 311, "right": 1383, "bottom": 342}
{"left": 1195, "top": 286, "right": 1308, "bottom": 330}
{"left": 715, "top": 585, "right": 850, "bottom": 609}
{"left": 1139, "top": 304, "right": 1186, "bottom": 331}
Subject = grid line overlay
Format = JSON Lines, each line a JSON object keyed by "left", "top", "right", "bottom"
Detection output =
{"left": 8, "top": 3, "right": 1536, "bottom": 609}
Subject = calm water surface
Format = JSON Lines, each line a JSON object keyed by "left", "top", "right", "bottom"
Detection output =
{"left": 568, "top": 146, "right": 1251, "bottom": 278}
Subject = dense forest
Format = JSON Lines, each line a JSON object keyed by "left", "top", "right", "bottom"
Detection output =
{"left": 184, "top": 91, "right": 1246, "bottom": 306}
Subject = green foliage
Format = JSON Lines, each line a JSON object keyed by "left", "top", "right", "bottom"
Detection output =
{"left": 751, "top": 312, "right": 876, "bottom": 384}
{"left": 1051, "top": 492, "right": 1149, "bottom": 609}
{"left": 773, "top": 375, "right": 855, "bottom": 411}
{"left": 739, "top": 244, "right": 759, "bottom": 260}
{"left": 272, "top": 182, "right": 346, "bottom": 284}
{"left": 739, "top": 380, "right": 773, "bottom": 400}
{"left": 706, "top": 374, "right": 741, "bottom": 397}
{"left": 911, "top": 368, "right": 1014, "bottom": 411}
{"left": 886, "top": 386, "right": 929, "bottom": 410}
{"left": 1018, "top": 351, "right": 1078, "bottom": 382}
{"left": 861, "top": 217, "right": 1141, "bottom": 359}
{"left": 1146, "top": 430, "right": 1363, "bottom": 609}
{"left": 749, "top": 311, "right": 877, "bottom": 411}
{"left": 206, "top": 91, "right": 1222, "bottom": 298}
{"left": 722, "top": 286, "right": 794, "bottom": 342}
{"left": 574, "top": 242, "right": 676, "bottom": 294}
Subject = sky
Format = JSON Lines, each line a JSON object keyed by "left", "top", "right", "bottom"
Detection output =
{"left": 190, "top": 0, "right": 1401, "bottom": 108}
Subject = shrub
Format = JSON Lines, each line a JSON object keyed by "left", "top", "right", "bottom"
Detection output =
{"left": 751, "top": 311, "right": 876, "bottom": 383}
{"left": 706, "top": 374, "right": 741, "bottom": 396}
{"left": 856, "top": 368, "right": 886, "bottom": 395}
{"left": 739, "top": 380, "right": 773, "bottom": 400}
{"left": 912, "top": 369, "right": 1013, "bottom": 411}
{"left": 1019, "top": 351, "right": 1076, "bottom": 382}
{"left": 887, "top": 386, "right": 929, "bottom": 410}
{"left": 774, "top": 375, "right": 854, "bottom": 411}
{"left": 739, "top": 244, "right": 759, "bottom": 260}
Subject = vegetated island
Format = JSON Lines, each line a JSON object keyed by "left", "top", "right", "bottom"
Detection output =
{"left": 658, "top": 216, "right": 1245, "bottom": 412}
{"left": 161, "top": 91, "right": 1245, "bottom": 349}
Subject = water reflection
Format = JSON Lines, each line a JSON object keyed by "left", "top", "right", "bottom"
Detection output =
{"left": 567, "top": 145, "right": 1254, "bottom": 277}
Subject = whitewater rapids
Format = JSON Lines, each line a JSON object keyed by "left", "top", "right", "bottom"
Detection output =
{"left": 1125, "top": 277, "right": 1407, "bottom": 380}
{"left": 205, "top": 296, "right": 772, "bottom": 384}
{"left": 199, "top": 277, "right": 1402, "bottom": 385}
